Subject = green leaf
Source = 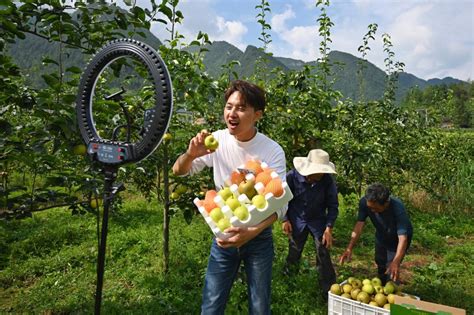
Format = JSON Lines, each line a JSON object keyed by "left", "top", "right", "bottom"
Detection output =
{"left": 41, "top": 74, "right": 59, "bottom": 88}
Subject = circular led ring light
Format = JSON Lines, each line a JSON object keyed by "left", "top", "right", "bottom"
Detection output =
{"left": 76, "top": 39, "right": 172, "bottom": 165}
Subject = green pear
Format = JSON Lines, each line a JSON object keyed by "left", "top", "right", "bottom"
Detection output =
{"left": 252, "top": 195, "right": 267, "bottom": 209}
{"left": 384, "top": 281, "right": 397, "bottom": 295}
{"left": 369, "top": 301, "right": 379, "bottom": 307}
{"left": 330, "top": 283, "right": 342, "bottom": 295}
{"left": 387, "top": 293, "right": 396, "bottom": 304}
{"left": 352, "top": 279, "right": 362, "bottom": 289}
{"left": 216, "top": 217, "right": 231, "bottom": 231}
{"left": 342, "top": 283, "right": 352, "bottom": 294}
{"left": 351, "top": 288, "right": 361, "bottom": 300}
{"left": 374, "top": 285, "right": 384, "bottom": 294}
{"left": 233, "top": 205, "right": 249, "bottom": 221}
{"left": 218, "top": 187, "right": 233, "bottom": 201}
{"left": 362, "top": 279, "right": 371, "bottom": 286}
{"left": 374, "top": 293, "right": 387, "bottom": 307}
{"left": 225, "top": 197, "right": 240, "bottom": 211}
{"left": 362, "top": 284, "right": 374, "bottom": 295}
{"left": 204, "top": 134, "right": 219, "bottom": 150}
{"left": 341, "top": 293, "right": 351, "bottom": 299}
{"left": 371, "top": 277, "right": 382, "bottom": 287}
{"left": 383, "top": 282, "right": 396, "bottom": 295}
{"left": 209, "top": 207, "right": 224, "bottom": 222}
{"left": 238, "top": 179, "right": 257, "bottom": 199}
{"left": 357, "top": 291, "right": 370, "bottom": 304}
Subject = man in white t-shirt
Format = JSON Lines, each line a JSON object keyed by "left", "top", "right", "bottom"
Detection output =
{"left": 173, "top": 80, "right": 287, "bottom": 315}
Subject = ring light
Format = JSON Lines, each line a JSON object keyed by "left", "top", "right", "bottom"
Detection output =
{"left": 76, "top": 38, "right": 173, "bottom": 165}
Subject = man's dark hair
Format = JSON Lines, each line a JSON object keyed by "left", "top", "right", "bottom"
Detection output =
{"left": 224, "top": 80, "right": 266, "bottom": 112}
{"left": 365, "top": 183, "right": 390, "bottom": 205}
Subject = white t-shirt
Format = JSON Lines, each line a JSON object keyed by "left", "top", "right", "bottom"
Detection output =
{"left": 189, "top": 129, "right": 288, "bottom": 219}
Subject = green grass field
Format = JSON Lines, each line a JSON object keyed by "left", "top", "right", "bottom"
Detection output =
{"left": 1, "top": 196, "right": 473, "bottom": 314}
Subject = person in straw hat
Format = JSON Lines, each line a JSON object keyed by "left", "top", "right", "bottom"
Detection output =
{"left": 282, "top": 149, "right": 338, "bottom": 300}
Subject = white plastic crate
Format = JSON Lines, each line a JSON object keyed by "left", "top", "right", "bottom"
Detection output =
{"left": 194, "top": 162, "right": 293, "bottom": 240}
{"left": 328, "top": 292, "right": 389, "bottom": 315}
{"left": 328, "top": 281, "right": 419, "bottom": 315}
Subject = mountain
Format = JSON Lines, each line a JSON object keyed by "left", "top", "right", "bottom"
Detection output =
{"left": 6, "top": 6, "right": 162, "bottom": 88}
{"left": 199, "top": 41, "right": 289, "bottom": 78}
{"left": 7, "top": 29, "right": 464, "bottom": 102}
{"left": 205, "top": 42, "right": 465, "bottom": 102}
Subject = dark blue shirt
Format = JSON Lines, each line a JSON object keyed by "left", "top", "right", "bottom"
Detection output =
{"left": 284, "top": 169, "right": 339, "bottom": 238}
{"left": 358, "top": 197, "right": 413, "bottom": 250}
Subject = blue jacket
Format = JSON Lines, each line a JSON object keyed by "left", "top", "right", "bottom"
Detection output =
{"left": 284, "top": 169, "right": 339, "bottom": 238}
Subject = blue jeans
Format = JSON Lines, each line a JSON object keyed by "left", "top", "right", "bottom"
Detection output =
{"left": 201, "top": 228, "right": 274, "bottom": 315}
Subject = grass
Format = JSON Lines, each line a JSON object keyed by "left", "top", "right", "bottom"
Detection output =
{"left": 1, "top": 196, "right": 473, "bottom": 314}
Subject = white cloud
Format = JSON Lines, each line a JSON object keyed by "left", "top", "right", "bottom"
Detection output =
{"left": 149, "top": 1, "right": 248, "bottom": 50}
{"left": 271, "top": 6, "right": 295, "bottom": 33}
{"left": 269, "top": 6, "right": 320, "bottom": 61}
{"left": 386, "top": 2, "right": 472, "bottom": 80}
{"left": 212, "top": 17, "right": 248, "bottom": 50}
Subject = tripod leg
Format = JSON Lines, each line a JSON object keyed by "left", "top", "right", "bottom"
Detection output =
{"left": 94, "top": 173, "right": 115, "bottom": 315}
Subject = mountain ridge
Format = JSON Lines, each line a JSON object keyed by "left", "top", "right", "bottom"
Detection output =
{"left": 7, "top": 31, "right": 464, "bottom": 102}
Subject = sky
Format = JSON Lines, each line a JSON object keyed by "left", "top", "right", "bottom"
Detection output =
{"left": 142, "top": 0, "right": 473, "bottom": 81}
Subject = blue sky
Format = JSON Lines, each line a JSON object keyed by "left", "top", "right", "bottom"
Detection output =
{"left": 144, "top": 0, "right": 473, "bottom": 81}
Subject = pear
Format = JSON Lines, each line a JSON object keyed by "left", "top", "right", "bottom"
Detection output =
{"left": 341, "top": 293, "right": 351, "bottom": 299}
{"left": 330, "top": 283, "right": 342, "bottom": 295}
{"left": 351, "top": 288, "right": 361, "bottom": 300}
{"left": 238, "top": 179, "right": 257, "bottom": 199}
{"left": 374, "top": 293, "right": 387, "bottom": 307}
{"left": 342, "top": 283, "right": 352, "bottom": 294}
{"left": 357, "top": 291, "right": 370, "bottom": 304}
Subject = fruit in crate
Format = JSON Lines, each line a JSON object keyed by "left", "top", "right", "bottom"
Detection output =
{"left": 252, "top": 194, "right": 267, "bottom": 209}
{"left": 255, "top": 170, "right": 272, "bottom": 186}
{"left": 203, "top": 190, "right": 218, "bottom": 213}
{"left": 357, "top": 291, "right": 370, "bottom": 304}
{"left": 342, "top": 283, "right": 352, "bottom": 294}
{"left": 225, "top": 197, "right": 240, "bottom": 211}
{"left": 233, "top": 205, "right": 249, "bottom": 221}
{"left": 193, "top": 159, "right": 294, "bottom": 241}
{"left": 218, "top": 187, "right": 233, "bottom": 201}
{"left": 350, "top": 288, "right": 361, "bottom": 300}
{"left": 374, "top": 293, "right": 387, "bottom": 307}
{"left": 383, "top": 281, "right": 396, "bottom": 294}
{"left": 264, "top": 178, "right": 284, "bottom": 197}
{"left": 238, "top": 179, "right": 257, "bottom": 199}
{"left": 244, "top": 160, "right": 263, "bottom": 175}
{"left": 209, "top": 207, "right": 224, "bottom": 222}
{"left": 374, "top": 285, "right": 384, "bottom": 294}
{"left": 330, "top": 283, "right": 342, "bottom": 295}
{"left": 329, "top": 275, "right": 410, "bottom": 310}
{"left": 341, "top": 293, "right": 351, "bottom": 299}
{"left": 362, "top": 283, "right": 375, "bottom": 295}
{"left": 352, "top": 278, "right": 362, "bottom": 289}
{"left": 229, "top": 171, "right": 245, "bottom": 185}
{"left": 371, "top": 276, "right": 382, "bottom": 287}
{"left": 217, "top": 217, "right": 231, "bottom": 231}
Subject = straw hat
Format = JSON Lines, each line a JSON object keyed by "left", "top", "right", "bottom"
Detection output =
{"left": 293, "top": 149, "right": 336, "bottom": 176}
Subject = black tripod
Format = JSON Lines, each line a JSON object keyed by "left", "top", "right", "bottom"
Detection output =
{"left": 94, "top": 166, "right": 124, "bottom": 315}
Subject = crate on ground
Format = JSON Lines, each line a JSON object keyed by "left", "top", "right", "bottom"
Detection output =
{"left": 328, "top": 280, "right": 419, "bottom": 315}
